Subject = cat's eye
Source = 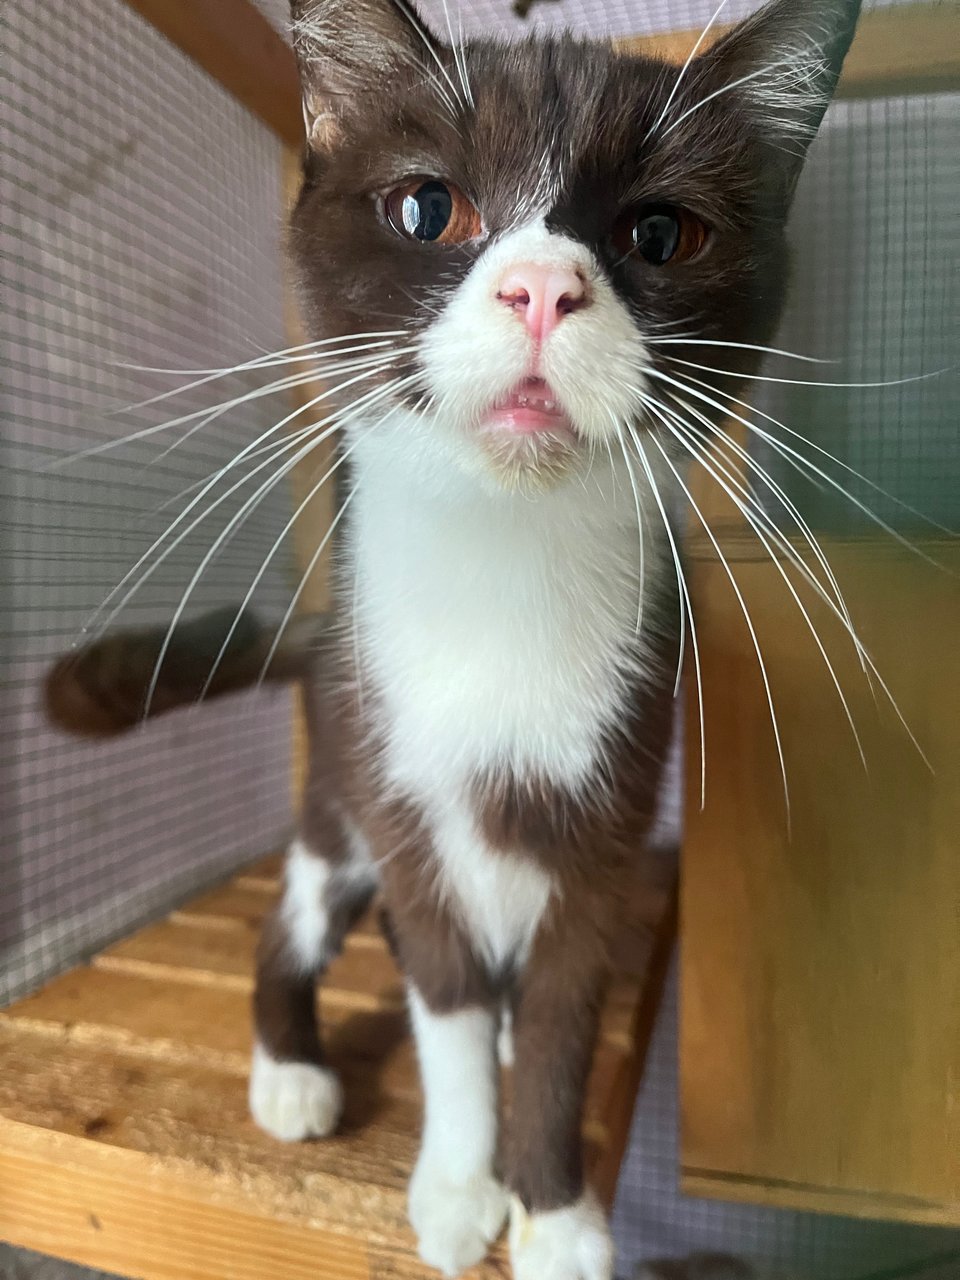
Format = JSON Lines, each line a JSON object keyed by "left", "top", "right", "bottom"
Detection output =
{"left": 384, "top": 178, "right": 482, "bottom": 244}
{"left": 612, "top": 204, "right": 708, "bottom": 265}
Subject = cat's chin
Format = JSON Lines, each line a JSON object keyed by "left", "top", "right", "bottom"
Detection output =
{"left": 475, "top": 427, "right": 581, "bottom": 496}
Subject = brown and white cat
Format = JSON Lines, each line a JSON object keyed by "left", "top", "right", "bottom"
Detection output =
{"left": 47, "top": 1, "right": 863, "bottom": 1275}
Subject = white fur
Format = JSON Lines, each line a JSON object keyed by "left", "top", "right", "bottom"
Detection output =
{"left": 509, "top": 1192, "right": 614, "bottom": 1280}
{"left": 430, "top": 797, "right": 552, "bottom": 970}
{"left": 350, "top": 432, "right": 660, "bottom": 799}
{"left": 282, "top": 837, "right": 332, "bottom": 971}
{"left": 408, "top": 988, "right": 508, "bottom": 1275}
{"left": 281, "top": 831, "right": 378, "bottom": 971}
{"left": 418, "top": 221, "right": 650, "bottom": 448}
{"left": 248, "top": 1043, "right": 342, "bottom": 1142}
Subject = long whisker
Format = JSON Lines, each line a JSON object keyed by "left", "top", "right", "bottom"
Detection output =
{"left": 678, "top": 370, "right": 958, "bottom": 537}
{"left": 638, "top": 386, "right": 930, "bottom": 768}
{"left": 141, "top": 374, "right": 418, "bottom": 714}
{"left": 660, "top": 406, "right": 867, "bottom": 770}
{"left": 198, "top": 432, "right": 365, "bottom": 700}
{"left": 643, "top": 366, "right": 955, "bottom": 569}
{"left": 664, "top": 388, "right": 867, "bottom": 678}
{"left": 111, "top": 330, "right": 405, "bottom": 395}
{"left": 626, "top": 427, "right": 705, "bottom": 807}
{"left": 613, "top": 422, "right": 646, "bottom": 634}
{"left": 257, "top": 484, "right": 360, "bottom": 688}
{"left": 438, "top": 0, "right": 473, "bottom": 109}
{"left": 661, "top": 353, "right": 947, "bottom": 390}
{"left": 647, "top": 428, "right": 792, "bottom": 827}
{"left": 395, "top": 0, "right": 464, "bottom": 113}
{"left": 83, "top": 366, "right": 399, "bottom": 639}
{"left": 53, "top": 345, "right": 410, "bottom": 467}
{"left": 644, "top": 0, "right": 732, "bottom": 142}
{"left": 145, "top": 350, "right": 407, "bottom": 470}
{"left": 646, "top": 337, "right": 832, "bottom": 363}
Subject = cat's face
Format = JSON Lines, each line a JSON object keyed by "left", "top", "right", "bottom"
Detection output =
{"left": 288, "top": 0, "right": 860, "bottom": 493}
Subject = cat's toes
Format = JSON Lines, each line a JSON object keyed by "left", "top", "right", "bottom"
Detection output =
{"left": 409, "top": 1158, "right": 509, "bottom": 1277}
{"left": 509, "top": 1191, "right": 614, "bottom": 1280}
{"left": 248, "top": 1043, "right": 342, "bottom": 1141}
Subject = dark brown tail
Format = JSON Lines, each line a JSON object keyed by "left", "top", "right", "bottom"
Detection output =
{"left": 44, "top": 606, "right": 326, "bottom": 738}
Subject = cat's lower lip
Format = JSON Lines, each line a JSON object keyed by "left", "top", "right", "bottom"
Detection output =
{"left": 483, "top": 384, "right": 574, "bottom": 437}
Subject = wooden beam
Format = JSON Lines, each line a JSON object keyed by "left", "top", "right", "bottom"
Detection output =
{"left": 615, "top": 2, "right": 960, "bottom": 98}
{"left": 123, "top": 0, "right": 303, "bottom": 146}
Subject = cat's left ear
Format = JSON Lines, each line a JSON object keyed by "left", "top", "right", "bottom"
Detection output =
{"left": 289, "top": 0, "right": 439, "bottom": 150}
{"left": 698, "top": 0, "right": 862, "bottom": 172}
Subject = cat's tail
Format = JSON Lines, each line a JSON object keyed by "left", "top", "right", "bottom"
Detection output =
{"left": 44, "top": 605, "right": 325, "bottom": 738}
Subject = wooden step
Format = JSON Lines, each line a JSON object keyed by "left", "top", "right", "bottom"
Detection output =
{"left": 0, "top": 851, "right": 674, "bottom": 1279}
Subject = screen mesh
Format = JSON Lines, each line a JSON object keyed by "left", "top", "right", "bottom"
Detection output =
{"left": 1, "top": 0, "right": 295, "bottom": 1005}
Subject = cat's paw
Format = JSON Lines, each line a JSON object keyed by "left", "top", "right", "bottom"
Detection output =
{"left": 409, "top": 1156, "right": 509, "bottom": 1277}
{"left": 248, "top": 1043, "right": 342, "bottom": 1141}
{"left": 509, "top": 1191, "right": 614, "bottom": 1280}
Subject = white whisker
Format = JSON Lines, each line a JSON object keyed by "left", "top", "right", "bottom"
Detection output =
{"left": 643, "top": 366, "right": 955, "bottom": 570}
{"left": 660, "top": 406, "right": 867, "bottom": 771}
{"left": 644, "top": 0, "right": 733, "bottom": 143}
{"left": 647, "top": 428, "right": 791, "bottom": 827}
{"left": 627, "top": 427, "right": 704, "bottom": 807}
{"left": 83, "top": 366, "right": 402, "bottom": 640}
{"left": 140, "top": 373, "right": 418, "bottom": 715}
{"left": 647, "top": 337, "right": 832, "bottom": 363}
{"left": 257, "top": 485, "right": 360, "bottom": 688}
{"left": 613, "top": 422, "right": 645, "bottom": 634}
{"left": 661, "top": 353, "right": 947, "bottom": 390}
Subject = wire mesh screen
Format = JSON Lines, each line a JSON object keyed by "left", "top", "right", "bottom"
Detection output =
{"left": 1, "top": 0, "right": 295, "bottom": 1005}
{"left": 755, "top": 91, "right": 959, "bottom": 533}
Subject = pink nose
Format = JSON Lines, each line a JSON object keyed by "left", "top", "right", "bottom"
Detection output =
{"left": 496, "top": 263, "right": 587, "bottom": 343}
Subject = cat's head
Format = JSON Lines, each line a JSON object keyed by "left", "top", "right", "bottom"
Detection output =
{"left": 287, "top": 0, "right": 861, "bottom": 494}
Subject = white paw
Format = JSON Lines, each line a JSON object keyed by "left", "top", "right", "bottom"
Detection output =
{"left": 249, "top": 1043, "right": 342, "bottom": 1142}
{"left": 509, "top": 1191, "right": 614, "bottom": 1280}
{"left": 409, "top": 1156, "right": 509, "bottom": 1277}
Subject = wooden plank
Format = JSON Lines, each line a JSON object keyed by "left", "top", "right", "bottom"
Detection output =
{"left": 95, "top": 918, "right": 403, "bottom": 1006}
{"left": 616, "top": 3, "right": 960, "bottom": 98}
{"left": 0, "top": 966, "right": 410, "bottom": 1072}
{"left": 680, "top": 535, "right": 960, "bottom": 1225}
{"left": 122, "top": 0, "right": 302, "bottom": 145}
{"left": 0, "top": 849, "right": 672, "bottom": 1275}
{"left": 172, "top": 881, "right": 385, "bottom": 945}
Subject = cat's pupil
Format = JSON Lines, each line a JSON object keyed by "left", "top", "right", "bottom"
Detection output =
{"left": 633, "top": 208, "right": 681, "bottom": 265}
{"left": 402, "top": 181, "right": 453, "bottom": 241}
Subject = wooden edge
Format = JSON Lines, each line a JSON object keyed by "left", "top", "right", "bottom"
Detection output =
{"left": 681, "top": 1169, "right": 960, "bottom": 1230}
{"left": 122, "top": 0, "right": 303, "bottom": 146}
{"left": 615, "top": 3, "right": 960, "bottom": 98}
{"left": 0, "top": 1129, "right": 372, "bottom": 1280}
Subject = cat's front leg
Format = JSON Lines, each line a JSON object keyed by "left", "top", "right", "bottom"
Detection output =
{"left": 505, "top": 945, "right": 614, "bottom": 1280}
{"left": 406, "top": 986, "right": 510, "bottom": 1277}
{"left": 249, "top": 833, "right": 376, "bottom": 1141}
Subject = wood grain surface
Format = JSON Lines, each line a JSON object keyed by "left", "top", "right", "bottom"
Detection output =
{"left": 680, "top": 533, "right": 960, "bottom": 1227}
{"left": 0, "top": 852, "right": 673, "bottom": 1278}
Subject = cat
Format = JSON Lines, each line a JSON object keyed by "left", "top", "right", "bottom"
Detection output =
{"left": 46, "top": 1, "right": 863, "bottom": 1275}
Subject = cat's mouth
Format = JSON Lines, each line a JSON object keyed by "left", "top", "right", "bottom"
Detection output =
{"left": 481, "top": 377, "right": 575, "bottom": 440}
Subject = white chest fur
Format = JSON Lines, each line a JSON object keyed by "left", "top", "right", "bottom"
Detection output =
{"left": 348, "top": 416, "right": 662, "bottom": 965}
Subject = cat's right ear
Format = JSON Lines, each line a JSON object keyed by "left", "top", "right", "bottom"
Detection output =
{"left": 289, "top": 0, "right": 436, "bottom": 150}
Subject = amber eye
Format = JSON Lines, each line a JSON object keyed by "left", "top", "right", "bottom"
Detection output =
{"left": 384, "top": 178, "right": 481, "bottom": 244}
{"left": 612, "top": 203, "right": 708, "bottom": 265}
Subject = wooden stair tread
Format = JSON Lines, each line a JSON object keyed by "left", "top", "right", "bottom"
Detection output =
{"left": 0, "top": 851, "right": 674, "bottom": 1279}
